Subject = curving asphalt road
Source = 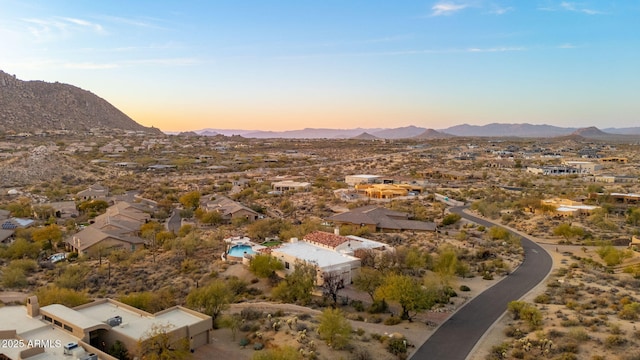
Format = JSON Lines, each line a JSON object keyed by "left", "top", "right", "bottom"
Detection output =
{"left": 410, "top": 206, "right": 553, "bottom": 360}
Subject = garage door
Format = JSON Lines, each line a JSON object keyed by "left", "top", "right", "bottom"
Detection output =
{"left": 192, "top": 331, "right": 209, "bottom": 348}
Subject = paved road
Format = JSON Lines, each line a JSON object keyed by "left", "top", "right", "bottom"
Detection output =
{"left": 411, "top": 206, "right": 552, "bottom": 360}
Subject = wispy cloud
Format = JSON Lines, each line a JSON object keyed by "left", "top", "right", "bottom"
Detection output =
{"left": 467, "top": 46, "right": 525, "bottom": 52}
{"left": 60, "top": 17, "right": 105, "bottom": 33}
{"left": 431, "top": 2, "right": 469, "bottom": 16}
{"left": 3, "top": 57, "right": 202, "bottom": 71}
{"left": 540, "top": 2, "right": 605, "bottom": 15}
{"left": 99, "top": 15, "right": 167, "bottom": 30}
{"left": 21, "top": 16, "right": 106, "bottom": 41}
{"left": 557, "top": 43, "right": 585, "bottom": 49}
{"left": 488, "top": 5, "right": 514, "bottom": 15}
{"left": 274, "top": 46, "right": 526, "bottom": 60}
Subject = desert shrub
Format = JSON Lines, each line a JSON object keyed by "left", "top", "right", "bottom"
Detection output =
{"left": 459, "top": 285, "right": 471, "bottom": 292}
{"left": 384, "top": 316, "right": 402, "bottom": 326}
{"left": 241, "top": 308, "right": 263, "bottom": 321}
{"left": 605, "top": 335, "right": 628, "bottom": 348}
{"left": 387, "top": 337, "right": 408, "bottom": 356}
{"left": 567, "top": 328, "right": 589, "bottom": 341}
{"left": 508, "top": 301, "right": 542, "bottom": 330}
{"left": 368, "top": 299, "right": 388, "bottom": 314}
{"left": 350, "top": 347, "right": 373, "bottom": 360}
{"left": 487, "top": 342, "right": 510, "bottom": 360}
{"left": 555, "top": 354, "right": 578, "bottom": 360}
{"left": 1, "top": 267, "right": 28, "bottom": 288}
{"left": 556, "top": 341, "right": 579, "bottom": 354}
{"left": 534, "top": 293, "right": 551, "bottom": 304}
{"left": 504, "top": 326, "right": 526, "bottom": 339}
{"left": 618, "top": 302, "right": 640, "bottom": 320}
{"left": 560, "top": 319, "right": 580, "bottom": 327}
{"left": 351, "top": 300, "right": 365, "bottom": 312}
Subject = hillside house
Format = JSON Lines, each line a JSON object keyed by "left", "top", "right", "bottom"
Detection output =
{"left": 76, "top": 183, "right": 109, "bottom": 200}
{"left": 327, "top": 205, "right": 437, "bottom": 232}
{"left": 66, "top": 201, "right": 150, "bottom": 256}
{"left": 345, "top": 174, "right": 381, "bottom": 186}
{"left": 270, "top": 231, "right": 391, "bottom": 285}
{"left": 540, "top": 198, "right": 600, "bottom": 217}
{"left": 271, "top": 180, "right": 311, "bottom": 192}
{"left": 204, "top": 196, "right": 259, "bottom": 223}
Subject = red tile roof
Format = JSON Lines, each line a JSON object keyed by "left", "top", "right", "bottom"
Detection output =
{"left": 303, "top": 231, "right": 349, "bottom": 248}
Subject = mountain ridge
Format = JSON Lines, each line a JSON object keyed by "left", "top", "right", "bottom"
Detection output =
{"left": 0, "top": 70, "right": 161, "bottom": 134}
{"left": 186, "top": 123, "right": 640, "bottom": 139}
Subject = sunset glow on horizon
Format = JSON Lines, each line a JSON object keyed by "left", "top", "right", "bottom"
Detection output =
{"left": 2, "top": 1, "right": 639, "bottom": 132}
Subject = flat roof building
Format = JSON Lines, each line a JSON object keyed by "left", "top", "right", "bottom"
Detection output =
{"left": 0, "top": 296, "right": 212, "bottom": 360}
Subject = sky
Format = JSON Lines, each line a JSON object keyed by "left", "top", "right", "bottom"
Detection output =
{"left": 1, "top": 1, "right": 639, "bottom": 132}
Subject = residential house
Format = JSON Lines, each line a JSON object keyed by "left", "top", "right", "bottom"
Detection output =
{"left": 0, "top": 296, "right": 211, "bottom": 360}
{"left": 344, "top": 175, "right": 381, "bottom": 186}
{"left": 76, "top": 183, "right": 109, "bottom": 201}
{"left": 271, "top": 180, "right": 311, "bottom": 192}
{"left": 526, "top": 166, "right": 580, "bottom": 176}
{"left": 327, "top": 205, "right": 437, "bottom": 232}
{"left": 204, "top": 196, "right": 259, "bottom": 223}
{"left": 593, "top": 174, "right": 638, "bottom": 184}
{"left": 563, "top": 161, "right": 602, "bottom": 174}
{"left": 270, "top": 230, "right": 392, "bottom": 285}
{"left": 66, "top": 201, "right": 150, "bottom": 256}
{"left": 540, "top": 198, "right": 600, "bottom": 217}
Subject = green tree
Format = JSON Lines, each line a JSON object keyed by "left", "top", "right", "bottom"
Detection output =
{"left": 249, "top": 254, "right": 284, "bottom": 278}
{"left": 108, "top": 340, "right": 130, "bottom": 360}
{"left": 138, "top": 324, "right": 192, "bottom": 360}
{"left": 317, "top": 308, "right": 352, "bottom": 350}
{"left": 552, "top": 223, "right": 584, "bottom": 242}
{"left": 35, "top": 285, "right": 91, "bottom": 307}
{"left": 272, "top": 261, "right": 316, "bottom": 305}
{"left": 186, "top": 280, "right": 232, "bottom": 324}
{"left": 597, "top": 245, "right": 632, "bottom": 267}
{"left": 2, "top": 266, "right": 28, "bottom": 288}
{"left": 247, "top": 218, "right": 287, "bottom": 240}
{"left": 487, "top": 226, "right": 510, "bottom": 240}
{"left": 32, "top": 224, "right": 63, "bottom": 245}
{"left": 441, "top": 213, "right": 462, "bottom": 226}
{"left": 195, "top": 210, "right": 223, "bottom": 225}
{"left": 5, "top": 197, "right": 33, "bottom": 217}
{"left": 353, "top": 267, "right": 383, "bottom": 301}
{"left": 55, "top": 264, "right": 90, "bottom": 290}
{"left": 434, "top": 246, "right": 458, "bottom": 287}
{"left": 78, "top": 200, "right": 109, "bottom": 215}
{"left": 219, "top": 314, "right": 242, "bottom": 340}
{"left": 375, "top": 274, "right": 434, "bottom": 321}
{"left": 179, "top": 191, "right": 201, "bottom": 211}
{"left": 119, "top": 289, "right": 175, "bottom": 313}
{"left": 1, "top": 238, "right": 40, "bottom": 259}
{"left": 626, "top": 208, "right": 640, "bottom": 227}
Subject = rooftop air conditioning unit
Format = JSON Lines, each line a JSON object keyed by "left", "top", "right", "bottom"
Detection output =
{"left": 106, "top": 315, "right": 122, "bottom": 327}
{"left": 63, "top": 342, "right": 78, "bottom": 355}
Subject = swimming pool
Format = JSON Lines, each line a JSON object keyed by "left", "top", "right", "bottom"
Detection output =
{"left": 228, "top": 244, "right": 255, "bottom": 257}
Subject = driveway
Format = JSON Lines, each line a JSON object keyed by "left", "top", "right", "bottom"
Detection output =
{"left": 410, "top": 207, "right": 552, "bottom": 360}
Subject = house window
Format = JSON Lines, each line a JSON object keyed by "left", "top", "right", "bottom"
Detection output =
{"left": 64, "top": 324, "right": 73, "bottom": 332}
{"left": 43, "top": 315, "right": 52, "bottom": 323}
{"left": 285, "top": 262, "right": 290, "bottom": 269}
{"left": 54, "top": 320, "right": 62, "bottom": 327}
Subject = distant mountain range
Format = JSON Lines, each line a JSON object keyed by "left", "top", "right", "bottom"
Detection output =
{"left": 3, "top": 70, "right": 638, "bottom": 140}
{"left": 182, "top": 123, "right": 640, "bottom": 140}
{"left": 0, "top": 70, "right": 160, "bottom": 134}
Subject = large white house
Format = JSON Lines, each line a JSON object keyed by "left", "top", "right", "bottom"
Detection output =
{"left": 270, "top": 231, "right": 391, "bottom": 285}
